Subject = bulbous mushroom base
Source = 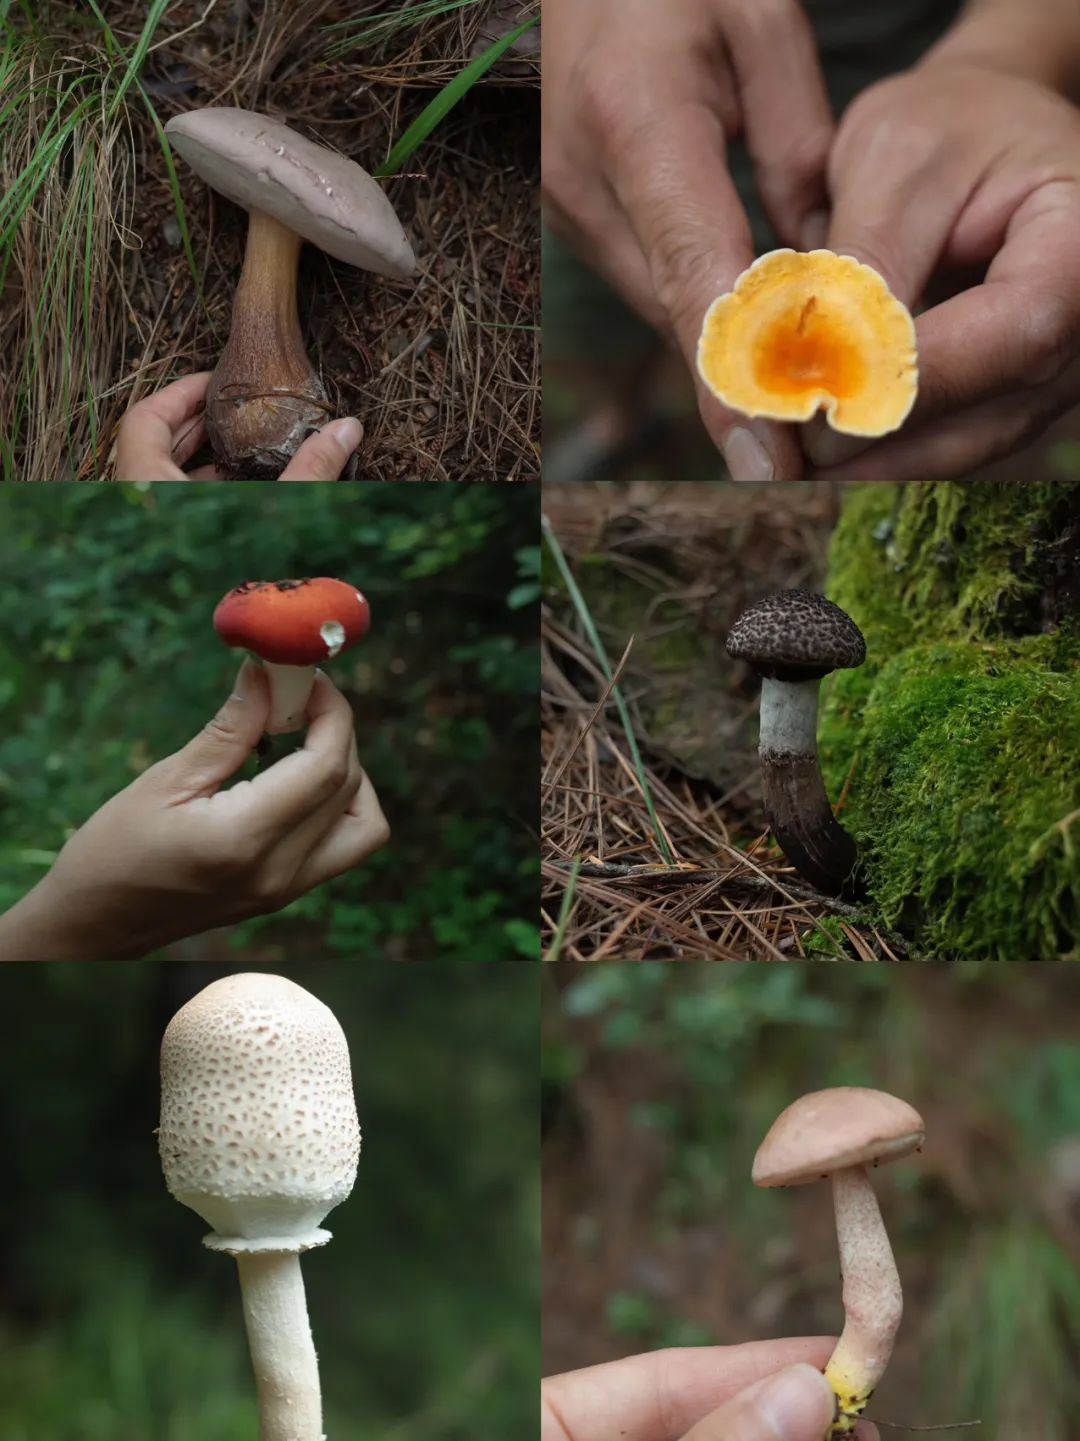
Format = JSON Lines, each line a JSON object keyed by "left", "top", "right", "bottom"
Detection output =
{"left": 207, "top": 368, "right": 331, "bottom": 481}
{"left": 762, "top": 749, "right": 865, "bottom": 900}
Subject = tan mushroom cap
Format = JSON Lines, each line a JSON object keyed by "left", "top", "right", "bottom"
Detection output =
{"left": 164, "top": 107, "right": 415, "bottom": 279}
{"left": 159, "top": 972, "right": 360, "bottom": 1254}
{"left": 753, "top": 1087, "right": 924, "bottom": 1188}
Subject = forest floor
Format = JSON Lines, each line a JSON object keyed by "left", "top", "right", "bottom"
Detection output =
{"left": 1, "top": 0, "right": 540, "bottom": 481}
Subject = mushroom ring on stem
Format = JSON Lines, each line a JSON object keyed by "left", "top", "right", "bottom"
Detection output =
{"left": 753, "top": 1087, "right": 925, "bottom": 1438}
{"left": 726, "top": 589, "right": 866, "bottom": 898}
{"left": 165, "top": 107, "right": 415, "bottom": 479}
{"left": 214, "top": 577, "right": 370, "bottom": 734}
{"left": 159, "top": 972, "right": 361, "bottom": 1441}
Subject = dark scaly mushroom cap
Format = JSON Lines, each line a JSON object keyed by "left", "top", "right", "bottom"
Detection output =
{"left": 726, "top": 590, "right": 866, "bottom": 681}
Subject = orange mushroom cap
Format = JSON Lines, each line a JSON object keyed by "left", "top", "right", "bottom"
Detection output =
{"left": 697, "top": 249, "right": 918, "bottom": 437}
{"left": 214, "top": 578, "right": 370, "bottom": 666}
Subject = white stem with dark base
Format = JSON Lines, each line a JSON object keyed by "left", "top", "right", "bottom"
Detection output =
{"left": 264, "top": 663, "right": 317, "bottom": 734}
{"left": 236, "top": 1252, "right": 324, "bottom": 1441}
{"left": 824, "top": 1167, "right": 903, "bottom": 1437}
{"left": 758, "top": 676, "right": 862, "bottom": 899}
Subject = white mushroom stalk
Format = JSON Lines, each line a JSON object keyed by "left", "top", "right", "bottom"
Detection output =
{"left": 752, "top": 1087, "right": 925, "bottom": 1440}
{"left": 263, "top": 661, "right": 319, "bottom": 735}
{"left": 824, "top": 1167, "right": 904, "bottom": 1434}
{"left": 159, "top": 972, "right": 360, "bottom": 1441}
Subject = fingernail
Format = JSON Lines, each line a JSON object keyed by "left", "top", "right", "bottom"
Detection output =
{"left": 800, "top": 211, "right": 829, "bottom": 251}
{"left": 755, "top": 1365, "right": 834, "bottom": 1438}
{"left": 323, "top": 416, "right": 363, "bottom": 453}
{"left": 723, "top": 427, "right": 774, "bottom": 482}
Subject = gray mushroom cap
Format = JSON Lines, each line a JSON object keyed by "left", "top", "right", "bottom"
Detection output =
{"left": 165, "top": 107, "right": 415, "bottom": 280}
{"left": 726, "top": 590, "right": 866, "bottom": 681}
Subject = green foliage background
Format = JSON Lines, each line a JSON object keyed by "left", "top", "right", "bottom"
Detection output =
{"left": 543, "top": 963, "right": 1080, "bottom": 1441}
{"left": 0, "top": 959, "right": 539, "bottom": 1439}
{"left": 0, "top": 483, "right": 540, "bottom": 962}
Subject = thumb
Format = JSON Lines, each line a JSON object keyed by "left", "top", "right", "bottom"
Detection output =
{"left": 279, "top": 416, "right": 363, "bottom": 481}
{"left": 155, "top": 660, "right": 270, "bottom": 798}
{"left": 683, "top": 1364, "right": 837, "bottom": 1441}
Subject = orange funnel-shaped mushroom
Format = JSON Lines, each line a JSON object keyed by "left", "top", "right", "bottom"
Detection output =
{"left": 697, "top": 249, "right": 918, "bottom": 437}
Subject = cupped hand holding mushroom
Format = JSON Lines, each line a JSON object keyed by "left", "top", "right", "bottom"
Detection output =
{"left": 165, "top": 108, "right": 415, "bottom": 479}
{"left": 0, "top": 665, "right": 389, "bottom": 961}
{"left": 754, "top": 1087, "right": 924, "bottom": 1438}
{"left": 160, "top": 972, "right": 360, "bottom": 1441}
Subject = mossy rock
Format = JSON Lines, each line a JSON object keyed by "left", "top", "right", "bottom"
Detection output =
{"left": 821, "top": 482, "right": 1080, "bottom": 960}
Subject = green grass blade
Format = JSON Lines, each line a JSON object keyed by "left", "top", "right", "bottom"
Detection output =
{"left": 375, "top": 15, "right": 538, "bottom": 177}
{"left": 544, "top": 857, "right": 581, "bottom": 963}
{"left": 541, "top": 515, "right": 674, "bottom": 864}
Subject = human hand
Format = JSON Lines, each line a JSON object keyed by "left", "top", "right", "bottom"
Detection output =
{"left": 113, "top": 372, "right": 364, "bottom": 481}
{"left": 543, "top": 0, "right": 834, "bottom": 481}
{"left": 0, "top": 661, "right": 389, "bottom": 961}
{"left": 542, "top": 1341, "right": 878, "bottom": 1441}
{"left": 804, "top": 58, "right": 1080, "bottom": 481}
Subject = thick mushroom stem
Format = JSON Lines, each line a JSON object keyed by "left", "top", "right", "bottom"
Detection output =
{"left": 263, "top": 661, "right": 318, "bottom": 734}
{"left": 758, "top": 676, "right": 862, "bottom": 899}
{"left": 824, "top": 1167, "right": 903, "bottom": 1436}
{"left": 207, "top": 209, "right": 329, "bottom": 480}
{"left": 236, "top": 1251, "right": 323, "bottom": 1441}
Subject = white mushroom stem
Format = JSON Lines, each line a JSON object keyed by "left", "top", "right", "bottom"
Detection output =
{"left": 264, "top": 662, "right": 317, "bottom": 734}
{"left": 236, "top": 1251, "right": 324, "bottom": 1441}
{"left": 824, "top": 1167, "right": 903, "bottom": 1431}
{"left": 757, "top": 676, "right": 862, "bottom": 898}
{"left": 759, "top": 674, "right": 821, "bottom": 752}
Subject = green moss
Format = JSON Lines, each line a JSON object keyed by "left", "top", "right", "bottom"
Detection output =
{"left": 822, "top": 483, "right": 1080, "bottom": 960}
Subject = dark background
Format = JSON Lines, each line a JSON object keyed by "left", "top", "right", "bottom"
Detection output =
{"left": 0, "top": 482, "right": 539, "bottom": 962}
{"left": 543, "top": 963, "right": 1080, "bottom": 1440}
{"left": 0, "top": 959, "right": 538, "bottom": 1439}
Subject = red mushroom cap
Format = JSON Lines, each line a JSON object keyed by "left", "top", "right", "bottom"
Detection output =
{"left": 213, "top": 578, "right": 370, "bottom": 666}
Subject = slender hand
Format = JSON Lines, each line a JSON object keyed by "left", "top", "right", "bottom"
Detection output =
{"left": 543, "top": 0, "right": 835, "bottom": 481}
{"left": 113, "top": 372, "right": 364, "bottom": 481}
{"left": 542, "top": 1342, "right": 879, "bottom": 1441}
{"left": 0, "top": 662, "right": 389, "bottom": 961}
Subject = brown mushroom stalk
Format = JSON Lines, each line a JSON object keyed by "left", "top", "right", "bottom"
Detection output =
{"left": 753, "top": 1087, "right": 925, "bottom": 1439}
{"left": 208, "top": 209, "right": 329, "bottom": 477}
{"left": 726, "top": 590, "right": 867, "bottom": 899}
{"left": 165, "top": 107, "right": 416, "bottom": 480}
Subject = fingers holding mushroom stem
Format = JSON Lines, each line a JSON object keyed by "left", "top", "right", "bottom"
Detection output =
{"left": 236, "top": 1251, "right": 324, "bottom": 1441}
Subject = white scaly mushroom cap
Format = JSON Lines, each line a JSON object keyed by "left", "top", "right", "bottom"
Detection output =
{"left": 159, "top": 972, "right": 360, "bottom": 1255}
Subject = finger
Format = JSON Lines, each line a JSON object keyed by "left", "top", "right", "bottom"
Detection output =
{"left": 275, "top": 725, "right": 364, "bottom": 869}
{"left": 807, "top": 361, "right": 1077, "bottom": 482}
{"left": 239, "top": 671, "right": 359, "bottom": 831}
{"left": 544, "top": 188, "right": 669, "bottom": 335}
{"left": 171, "top": 413, "right": 209, "bottom": 468}
{"left": 542, "top": 1339, "right": 840, "bottom": 1441}
{"left": 727, "top": 0, "right": 834, "bottom": 248}
{"left": 612, "top": 105, "right": 802, "bottom": 479}
{"left": 185, "top": 463, "right": 229, "bottom": 480}
{"left": 114, "top": 372, "right": 215, "bottom": 482}
{"left": 278, "top": 417, "right": 363, "bottom": 481}
{"left": 683, "top": 1364, "right": 836, "bottom": 1441}
{"left": 152, "top": 660, "right": 270, "bottom": 799}
{"left": 290, "top": 769, "right": 390, "bottom": 890}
